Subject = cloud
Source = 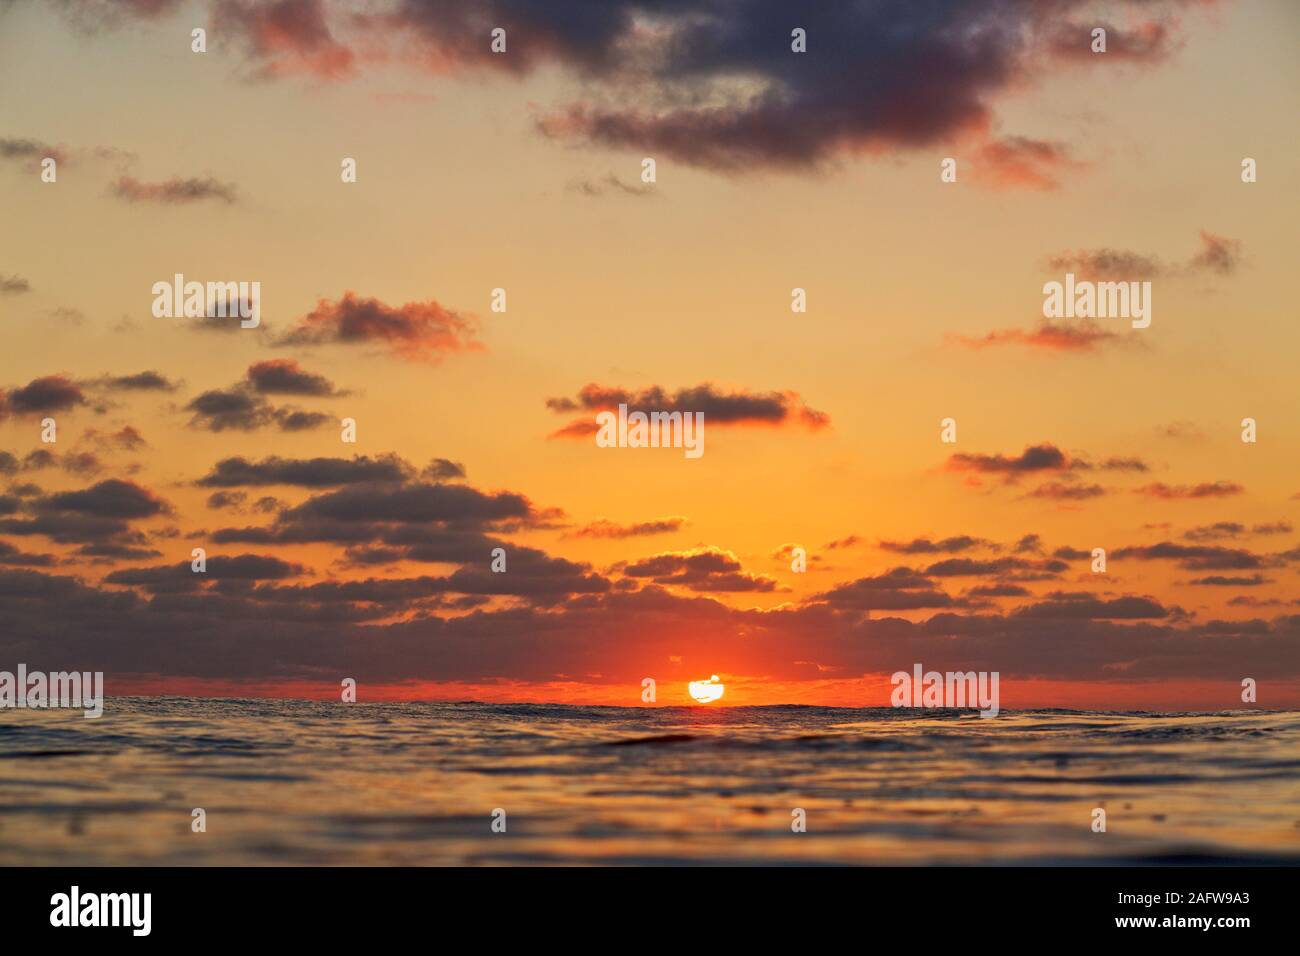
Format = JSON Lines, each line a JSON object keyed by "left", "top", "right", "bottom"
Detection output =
{"left": 0, "top": 375, "right": 87, "bottom": 418}
{"left": 1184, "top": 522, "right": 1246, "bottom": 542}
{"left": 879, "top": 536, "right": 990, "bottom": 555}
{"left": 1, "top": 274, "right": 31, "bottom": 295}
{"left": 207, "top": 490, "right": 247, "bottom": 511}
{"left": 567, "top": 174, "right": 657, "bottom": 198}
{"left": 1188, "top": 574, "right": 1270, "bottom": 587}
{"left": 971, "top": 136, "right": 1082, "bottom": 191}
{"left": 60, "top": 451, "right": 104, "bottom": 477}
{"left": 946, "top": 443, "right": 1069, "bottom": 477}
{"left": 1048, "top": 20, "right": 1176, "bottom": 63}
{"left": 1046, "top": 248, "right": 1166, "bottom": 280}
{"left": 1159, "top": 421, "right": 1205, "bottom": 441}
{"left": 245, "top": 359, "right": 346, "bottom": 396}
{"left": 1046, "top": 230, "right": 1243, "bottom": 280}
{"left": 37, "top": 478, "right": 168, "bottom": 519}
{"left": 1189, "top": 230, "right": 1243, "bottom": 275}
{"left": 1112, "top": 542, "right": 1265, "bottom": 571}
{"left": 184, "top": 385, "right": 332, "bottom": 433}
{"left": 94, "top": 370, "right": 180, "bottom": 391}
{"left": 569, "top": 517, "right": 687, "bottom": 539}
{"left": 1013, "top": 592, "right": 1171, "bottom": 620}
{"left": 0, "top": 136, "right": 67, "bottom": 167}
{"left": 1026, "top": 481, "right": 1107, "bottom": 501}
{"left": 523, "top": 1, "right": 1208, "bottom": 176}
{"left": 619, "top": 547, "right": 778, "bottom": 593}
{"left": 546, "top": 382, "right": 829, "bottom": 437}
{"left": 1133, "top": 481, "right": 1244, "bottom": 500}
{"left": 277, "top": 292, "right": 482, "bottom": 362}
{"left": 421, "top": 458, "right": 466, "bottom": 481}
{"left": 0, "top": 540, "right": 55, "bottom": 568}
{"left": 110, "top": 175, "right": 237, "bottom": 204}
{"left": 1252, "top": 521, "right": 1292, "bottom": 536}
{"left": 213, "top": 0, "right": 356, "bottom": 79}
{"left": 923, "top": 556, "right": 1067, "bottom": 578}
{"left": 45, "top": 0, "right": 185, "bottom": 31}
{"left": 285, "top": 481, "right": 536, "bottom": 526}
{"left": 106, "top": 554, "right": 307, "bottom": 594}
{"left": 38, "top": 1, "right": 1221, "bottom": 185}
{"left": 814, "top": 567, "right": 956, "bottom": 611}
{"left": 951, "top": 320, "right": 1126, "bottom": 353}
{"left": 197, "top": 454, "right": 414, "bottom": 487}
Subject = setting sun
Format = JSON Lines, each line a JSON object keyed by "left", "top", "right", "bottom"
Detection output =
{"left": 689, "top": 676, "right": 725, "bottom": 704}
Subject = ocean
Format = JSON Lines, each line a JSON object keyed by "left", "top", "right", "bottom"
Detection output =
{"left": 2, "top": 699, "right": 1298, "bottom": 865}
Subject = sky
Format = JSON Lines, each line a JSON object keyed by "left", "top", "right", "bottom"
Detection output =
{"left": 1, "top": 0, "right": 1298, "bottom": 709}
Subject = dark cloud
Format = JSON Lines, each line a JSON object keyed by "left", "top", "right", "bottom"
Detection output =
{"left": 277, "top": 292, "right": 482, "bottom": 362}
{"left": 38, "top": 478, "right": 168, "bottom": 519}
{"left": 1013, "top": 592, "right": 1171, "bottom": 620}
{"left": 422, "top": 458, "right": 466, "bottom": 481}
{"left": 0, "top": 540, "right": 56, "bottom": 567}
{"left": 1, "top": 561, "right": 1297, "bottom": 687}
{"left": 520, "top": 1, "right": 1197, "bottom": 175}
{"left": 967, "top": 583, "right": 1031, "bottom": 598}
{"left": 824, "top": 535, "right": 862, "bottom": 550}
{"left": 198, "top": 454, "right": 413, "bottom": 487}
{"left": 1, "top": 274, "right": 31, "bottom": 295}
{"left": 1189, "top": 574, "right": 1270, "bottom": 587}
{"left": 1184, "top": 522, "right": 1246, "bottom": 542}
{"left": 1113, "top": 541, "right": 1266, "bottom": 571}
{"left": 31, "top": 2, "right": 1222, "bottom": 182}
{"left": 814, "top": 567, "right": 955, "bottom": 611}
{"left": 1014, "top": 534, "right": 1044, "bottom": 554}
{"left": 286, "top": 481, "right": 535, "bottom": 526}
{"left": 1190, "top": 230, "right": 1243, "bottom": 275}
{"left": 206, "top": 490, "right": 247, "bottom": 511}
{"left": 245, "top": 359, "right": 345, "bottom": 396}
{"left": 924, "top": 557, "right": 1067, "bottom": 578}
{"left": 185, "top": 386, "right": 332, "bottom": 433}
{"left": 60, "top": 451, "right": 103, "bottom": 477}
{"left": 1133, "top": 482, "right": 1244, "bottom": 500}
{"left": 1026, "top": 481, "right": 1106, "bottom": 501}
{"left": 1046, "top": 248, "right": 1166, "bottom": 280}
{"left": 569, "top": 516, "right": 687, "bottom": 539}
{"left": 947, "top": 443, "right": 1069, "bottom": 477}
{"left": 547, "top": 382, "right": 828, "bottom": 437}
{"left": 1046, "top": 230, "right": 1243, "bottom": 280}
{"left": 106, "top": 554, "right": 307, "bottom": 594}
{"left": 0, "top": 136, "right": 68, "bottom": 167}
{"left": 110, "top": 175, "right": 237, "bottom": 204}
{"left": 1, "top": 375, "right": 87, "bottom": 417}
{"left": 96, "top": 370, "right": 180, "bottom": 391}
{"left": 619, "top": 547, "right": 778, "bottom": 593}
{"left": 1252, "top": 521, "right": 1292, "bottom": 536}
{"left": 879, "top": 536, "right": 990, "bottom": 555}
{"left": 1048, "top": 20, "right": 1174, "bottom": 62}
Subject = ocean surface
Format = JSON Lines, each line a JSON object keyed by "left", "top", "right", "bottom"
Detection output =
{"left": 2, "top": 699, "right": 1298, "bottom": 866}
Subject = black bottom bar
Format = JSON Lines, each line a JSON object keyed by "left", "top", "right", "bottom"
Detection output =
{"left": 0, "top": 865, "right": 1287, "bottom": 941}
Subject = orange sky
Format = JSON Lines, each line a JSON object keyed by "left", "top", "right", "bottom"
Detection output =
{"left": 1, "top": 0, "right": 1298, "bottom": 709}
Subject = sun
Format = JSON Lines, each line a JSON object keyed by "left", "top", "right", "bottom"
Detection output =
{"left": 688, "top": 675, "right": 724, "bottom": 704}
